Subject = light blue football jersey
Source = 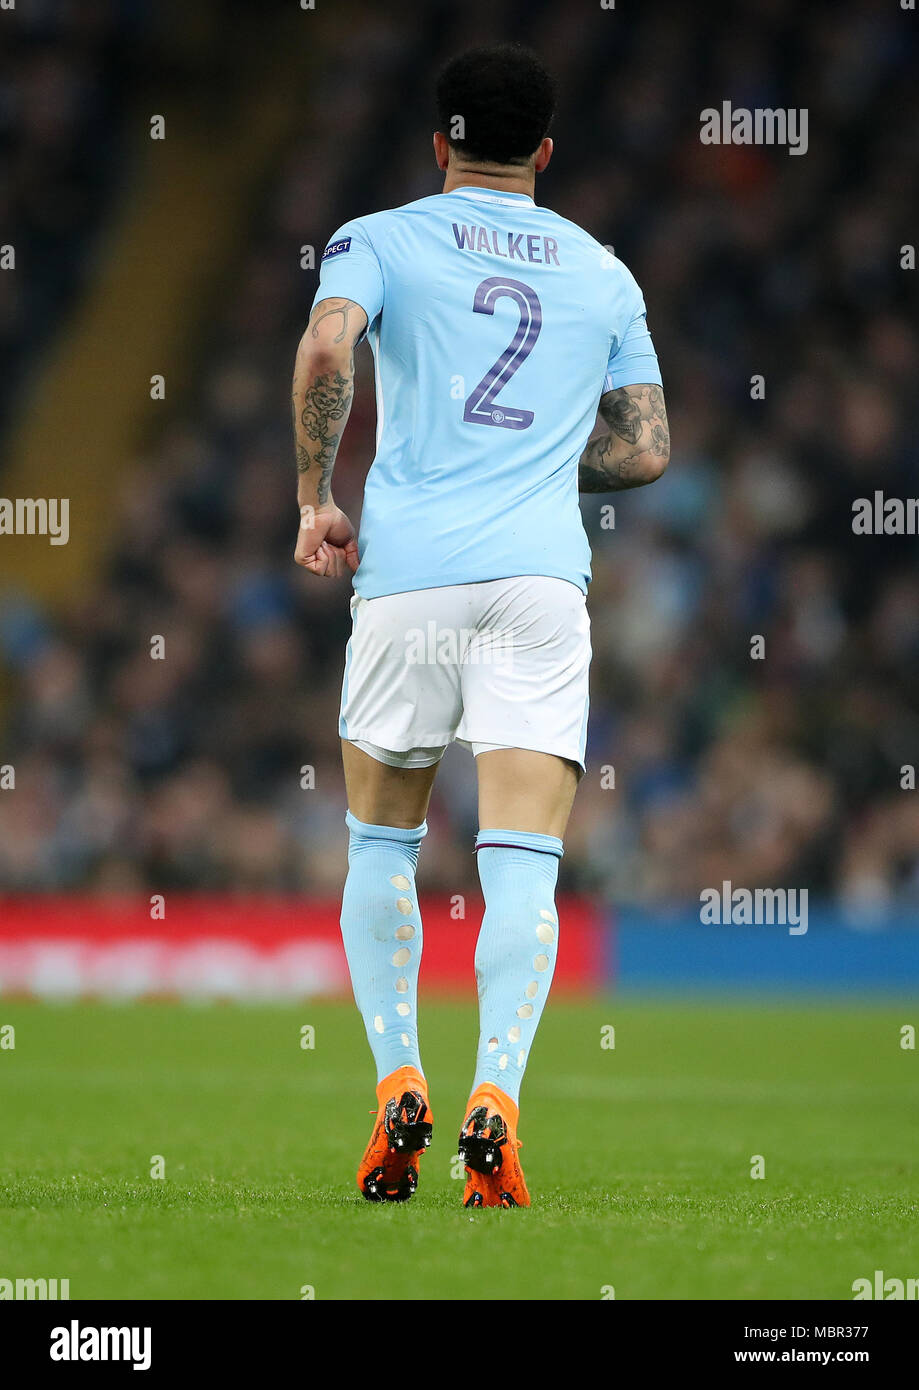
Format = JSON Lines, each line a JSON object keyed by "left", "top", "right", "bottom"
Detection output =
{"left": 313, "top": 186, "right": 661, "bottom": 599}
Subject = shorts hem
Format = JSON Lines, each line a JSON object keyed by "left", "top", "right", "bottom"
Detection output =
{"left": 343, "top": 729, "right": 585, "bottom": 772}
{"left": 342, "top": 728, "right": 454, "bottom": 752}
{"left": 455, "top": 734, "right": 586, "bottom": 773}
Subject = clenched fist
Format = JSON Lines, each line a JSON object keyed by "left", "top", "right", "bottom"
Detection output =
{"left": 294, "top": 502, "right": 359, "bottom": 578}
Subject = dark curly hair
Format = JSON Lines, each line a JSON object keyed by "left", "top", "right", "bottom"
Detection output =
{"left": 435, "top": 43, "right": 557, "bottom": 167}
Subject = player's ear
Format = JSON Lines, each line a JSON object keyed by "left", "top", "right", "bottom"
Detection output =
{"left": 433, "top": 131, "right": 451, "bottom": 172}
{"left": 534, "top": 137, "right": 553, "bottom": 174}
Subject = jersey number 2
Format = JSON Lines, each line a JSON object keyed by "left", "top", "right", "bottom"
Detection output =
{"left": 463, "top": 276, "right": 542, "bottom": 430}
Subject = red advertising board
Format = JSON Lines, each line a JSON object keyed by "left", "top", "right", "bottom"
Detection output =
{"left": 0, "top": 895, "right": 605, "bottom": 999}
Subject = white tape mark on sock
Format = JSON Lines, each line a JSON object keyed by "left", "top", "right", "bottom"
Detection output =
{"left": 516, "top": 1003, "right": 534, "bottom": 1019}
{"left": 396, "top": 897, "right": 414, "bottom": 915}
{"left": 374, "top": 1015, "right": 384, "bottom": 1034}
{"left": 534, "top": 954, "right": 549, "bottom": 972}
{"left": 390, "top": 875, "right": 411, "bottom": 891}
{"left": 394, "top": 924, "right": 415, "bottom": 941}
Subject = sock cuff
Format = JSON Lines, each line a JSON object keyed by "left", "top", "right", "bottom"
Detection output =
{"left": 345, "top": 810, "right": 427, "bottom": 844}
{"left": 475, "top": 827, "right": 564, "bottom": 859}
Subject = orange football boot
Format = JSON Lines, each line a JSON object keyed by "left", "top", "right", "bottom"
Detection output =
{"left": 458, "top": 1083, "right": 530, "bottom": 1208}
{"left": 357, "top": 1065, "right": 432, "bottom": 1202}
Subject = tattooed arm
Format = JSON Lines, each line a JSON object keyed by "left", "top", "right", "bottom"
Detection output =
{"left": 578, "top": 383, "right": 670, "bottom": 492}
{"left": 293, "top": 296, "right": 366, "bottom": 508}
{"left": 292, "top": 296, "right": 367, "bottom": 577}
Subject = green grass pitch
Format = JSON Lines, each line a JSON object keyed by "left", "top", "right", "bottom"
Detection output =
{"left": 1, "top": 998, "right": 916, "bottom": 1300}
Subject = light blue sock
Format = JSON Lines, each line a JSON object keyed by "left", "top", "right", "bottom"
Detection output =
{"left": 471, "top": 828, "right": 563, "bottom": 1104}
{"left": 340, "top": 811, "right": 427, "bottom": 1083}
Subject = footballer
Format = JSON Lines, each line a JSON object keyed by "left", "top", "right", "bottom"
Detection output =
{"left": 291, "top": 43, "right": 669, "bottom": 1207}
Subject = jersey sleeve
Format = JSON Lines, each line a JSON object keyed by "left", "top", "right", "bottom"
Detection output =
{"left": 312, "top": 220, "right": 384, "bottom": 334}
{"left": 603, "top": 277, "right": 662, "bottom": 392}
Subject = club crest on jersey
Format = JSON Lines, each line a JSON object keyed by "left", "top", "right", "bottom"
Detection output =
{"left": 322, "top": 237, "right": 352, "bottom": 261}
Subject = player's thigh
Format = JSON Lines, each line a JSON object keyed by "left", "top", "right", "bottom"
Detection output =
{"left": 476, "top": 747, "right": 579, "bottom": 839}
{"left": 459, "top": 576, "right": 590, "bottom": 838}
{"left": 341, "top": 739, "right": 439, "bottom": 829}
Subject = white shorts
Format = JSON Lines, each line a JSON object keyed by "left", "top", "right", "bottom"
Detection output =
{"left": 339, "top": 576, "right": 591, "bottom": 771}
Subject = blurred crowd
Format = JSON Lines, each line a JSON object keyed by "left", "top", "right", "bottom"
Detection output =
{"left": 0, "top": 2, "right": 145, "bottom": 433}
{"left": 2, "top": 0, "right": 918, "bottom": 919}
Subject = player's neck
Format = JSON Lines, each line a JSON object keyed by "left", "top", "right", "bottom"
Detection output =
{"left": 442, "top": 164, "right": 535, "bottom": 199}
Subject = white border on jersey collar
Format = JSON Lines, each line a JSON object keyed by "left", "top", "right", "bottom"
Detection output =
{"left": 450, "top": 186, "right": 537, "bottom": 207}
